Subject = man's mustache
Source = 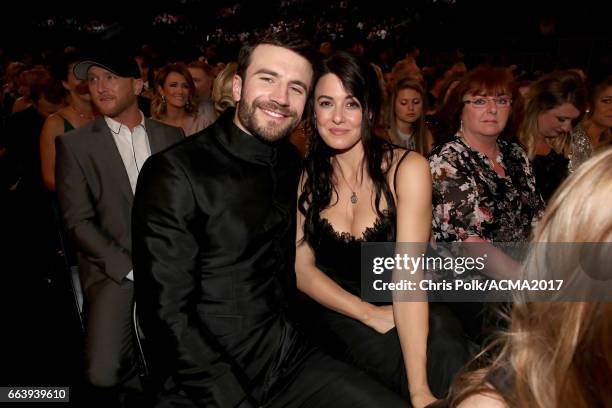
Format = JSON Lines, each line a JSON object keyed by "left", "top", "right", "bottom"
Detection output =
{"left": 256, "top": 101, "right": 296, "bottom": 118}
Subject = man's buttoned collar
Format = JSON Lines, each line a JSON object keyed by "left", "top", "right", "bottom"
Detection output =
{"left": 104, "top": 111, "right": 146, "bottom": 134}
{"left": 215, "top": 108, "right": 278, "bottom": 166}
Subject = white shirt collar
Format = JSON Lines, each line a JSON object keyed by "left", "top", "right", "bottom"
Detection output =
{"left": 104, "top": 111, "right": 146, "bottom": 134}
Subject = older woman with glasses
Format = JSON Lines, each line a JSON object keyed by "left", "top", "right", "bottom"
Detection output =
{"left": 428, "top": 66, "right": 543, "bottom": 342}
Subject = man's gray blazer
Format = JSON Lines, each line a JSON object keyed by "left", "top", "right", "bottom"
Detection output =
{"left": 56, "top": 117, "right": 184, "bottom": 293}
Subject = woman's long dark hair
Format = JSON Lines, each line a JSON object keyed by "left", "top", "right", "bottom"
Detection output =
{"left": 298, "top": 51, "right": 396, "bottom": 246}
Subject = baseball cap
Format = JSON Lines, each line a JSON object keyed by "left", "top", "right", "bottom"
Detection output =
{"left": 73, "top": 53, "right": 141, "bottom": 80}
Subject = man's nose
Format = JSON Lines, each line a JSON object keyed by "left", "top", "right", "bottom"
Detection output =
{"left": 93, "top": 79, "right": 107, "bottom": 93}
{"left": 270, "top": 84, "right": 289, "bottom": 106}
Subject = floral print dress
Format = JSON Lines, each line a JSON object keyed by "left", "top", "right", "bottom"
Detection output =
{"left": 429, "top": 135, "right": 544, "bottom": 243}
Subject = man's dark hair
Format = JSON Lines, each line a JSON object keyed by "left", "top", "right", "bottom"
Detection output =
{"left": 236, "top": 31, "right": 318, "bottom": 85}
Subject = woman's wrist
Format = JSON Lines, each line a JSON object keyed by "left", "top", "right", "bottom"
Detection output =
{"left": 357, "top": 301, "right": 375, "bottom": 323}
{"left": 409, "top": 382, "right": 432, "bottom": 396}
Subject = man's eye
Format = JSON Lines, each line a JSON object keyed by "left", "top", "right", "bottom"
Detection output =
{"left": 290, "top": 86, "right": 304, "bottom": 95}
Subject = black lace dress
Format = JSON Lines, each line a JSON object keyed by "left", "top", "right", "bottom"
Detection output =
{"left": 297, "top": 214, "right": 471, "bottom": 400}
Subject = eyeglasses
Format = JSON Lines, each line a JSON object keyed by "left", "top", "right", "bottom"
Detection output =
{"left": 463, "top": 97, "right": 513, "bottom": 109}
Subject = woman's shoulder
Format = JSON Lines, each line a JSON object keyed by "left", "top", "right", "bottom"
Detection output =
{"left": 428, "top": 138, "right": 470, "bottom": 168}
{"left": 42, "top": 110, "right": 69, "bottom": 135}
{"left": 384, "top": 143, "right": 427, "bottom": 173}
{"left": 499, "top": 138, "right": 531, "bottom": 164}
{"left": 389, "top": 147, "right": 430, "bottom": 191}
{"left": 429, "top": 136, "right": 466, "bottom": 157}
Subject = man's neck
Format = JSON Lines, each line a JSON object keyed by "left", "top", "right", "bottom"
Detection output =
{"left": 233, "top": 113, "right": 252, "bottom": 137}
{"left": 110, "top": 104, "right": 142, "bottom": 132}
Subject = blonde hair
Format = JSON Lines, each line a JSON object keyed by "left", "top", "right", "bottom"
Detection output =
{"left": 447, "top": 148, "right": 612, "bottom": 408}
{"left": 211, "top": 62, "right": 237, "bottom": 118}
{"left": 518, "top": 71, "right": 587, "bottom": 160}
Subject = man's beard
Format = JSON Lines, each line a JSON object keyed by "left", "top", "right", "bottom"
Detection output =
{"left": 95, "top": 94, "right": 133, "bottom": 118}
{"left": 237, "top": 98, "right": 299, "bottom": 142}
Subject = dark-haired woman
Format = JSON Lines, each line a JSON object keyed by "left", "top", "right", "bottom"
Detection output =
{"left": 296, "top": 52, "right": 469, "bottom": 408}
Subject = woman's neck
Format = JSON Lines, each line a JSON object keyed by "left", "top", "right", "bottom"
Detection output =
{"left": 584, "top": 118, "right": 608, "bottom": 147}
{"left": 395, "top": 118, "right": 413, "bottom": 135}
{"left": 164, "top": 104, "right": 186, "bottom": 121}
{"left": 69, "top": 94, "right": 94, "bottom": 118}
{"left": 333, "top": 142, "right": 365, "bottom": 185}
{"left": 462, "top": 129, "right": 499, "bottom": 158}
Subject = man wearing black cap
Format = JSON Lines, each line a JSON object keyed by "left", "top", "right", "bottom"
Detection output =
{"left": 55, "top": 52, "right": 183, "bottom": 402}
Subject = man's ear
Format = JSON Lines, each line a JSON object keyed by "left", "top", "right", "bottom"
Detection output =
{"left": 232, "top": 74, "right": 242, "bottom": 102}
{"left": 133, "top": 78, "right": 144, "bottom": 96}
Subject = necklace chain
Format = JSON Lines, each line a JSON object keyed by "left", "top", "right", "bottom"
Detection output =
{"left": 70, "top": 104, "right": 94, "bottom": 120}
{"left": 335, "top": 160, "right": 359, "bottom": 205}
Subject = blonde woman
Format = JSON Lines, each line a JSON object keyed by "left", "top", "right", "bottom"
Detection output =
{"left": 517, "top": 71, "right": 587, "bottom": 202}
{"left": 435, "top": 147, "right": 612, "bottom": 408}
{"left": 151, "top": 62, "right": 210, "bottom": 136}
{"left": 387, "top": 77, "right": 433, "bottom": 155}
{"left": 211, "top": 62, "right": 237, "bottom": 118}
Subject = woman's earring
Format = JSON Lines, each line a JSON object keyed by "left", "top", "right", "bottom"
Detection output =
{"left": 460, "top": 119, "right": 464, "bottom": 134}
{"left": 161, "top": 94, "right": 166, "bottom": 105}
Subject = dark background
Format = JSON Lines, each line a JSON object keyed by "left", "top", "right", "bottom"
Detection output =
{"left": 1, "top": 0, "right": 610, "bottom": 76}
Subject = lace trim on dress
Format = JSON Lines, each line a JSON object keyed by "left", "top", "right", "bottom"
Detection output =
{"left": 317, "top": 215, "right": 392, "bottom": 243}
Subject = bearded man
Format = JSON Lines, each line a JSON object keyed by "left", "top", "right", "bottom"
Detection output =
{"left": 132, "top": 32, "right": 407, "bottom": 408}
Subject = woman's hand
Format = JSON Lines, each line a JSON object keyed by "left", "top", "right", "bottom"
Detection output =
{"left": 411, "top": 388, "right": 438, "bottom": 408}
{"left": 361, "top": 304, "right": 395, "bottom": 334}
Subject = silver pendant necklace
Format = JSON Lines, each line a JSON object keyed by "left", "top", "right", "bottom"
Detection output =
{"left": 336, "top": 160, "right": 359, "bottom": 205}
